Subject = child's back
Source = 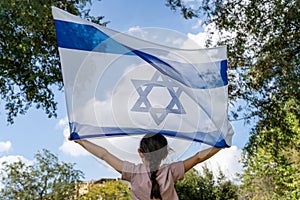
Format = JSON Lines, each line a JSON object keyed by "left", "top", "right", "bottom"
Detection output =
{"left": 74, "top": 133, "right": 222, "bottom": 200}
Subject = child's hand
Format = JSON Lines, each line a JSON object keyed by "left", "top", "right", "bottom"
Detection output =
{"left": 68, "top": 136, "right": 80, "bottom": 144}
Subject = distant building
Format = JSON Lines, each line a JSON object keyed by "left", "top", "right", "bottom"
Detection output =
{"left": 77, "top": 178, "right": 130, "bottom": 197}
{"left": 77, "top": 178, "right": 119, "bottom": 195}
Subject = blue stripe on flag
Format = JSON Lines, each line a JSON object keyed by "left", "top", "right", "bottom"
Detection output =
{"left": 220, "top": 60, "right": 228, "bottom": 85}
{"left": 69, "top": 122, "right": 229, "bottom": 148}
{"left": 54, "top": 20, "right": 134, "bottom": 55}
{"left": 54, "top": 20, "right": 228, "bottom": 88}
{"left": 131, "top": 49, "right": 228, "bottom": 88}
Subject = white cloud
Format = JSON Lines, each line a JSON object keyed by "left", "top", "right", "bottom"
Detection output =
{"left": 195, "top": 146, "right": 243, "bottom": 183}
{"left": 0, "top": 140, "right": 12, "bottom": 153}
{"left": 187, "top": 23, "right": 219, "bottom": 48}
{"left": 127, "top": 26, "right": 196, "bottom": 49}
{"left": 127, "top": 26, "right": 143, "bottom": 36}
{"left": 58, "top": 117, "right": 89, "bottom": 157}
{"left": 0, "top": 155, "right": 32, "bottom": 166}
{"left": 57, "top": 117, "right": 68, "bottom": 128}
{"left": 188, "top": 21, "right": 236, "bottom": 49}
{"left": 126, "top": 22, "right": 228, "bottom": 51}
{"left": 0, "top": 155, "right": 33, "bottom": 189}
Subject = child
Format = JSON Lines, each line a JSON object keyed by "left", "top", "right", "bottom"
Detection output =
{"left": 74, "top": 133, "right": 222, "bottom": 200}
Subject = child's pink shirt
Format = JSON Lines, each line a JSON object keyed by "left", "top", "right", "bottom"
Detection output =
{"left": 122, "top": 161, "right": 185, "bottom": 200}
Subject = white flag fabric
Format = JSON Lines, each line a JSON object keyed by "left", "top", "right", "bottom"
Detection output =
{"left": 52, "top": 7, "right": 234, "bottom": 154}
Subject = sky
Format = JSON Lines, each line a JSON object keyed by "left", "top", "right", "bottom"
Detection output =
{"left": 0, "top": 0, "right": 251, "bottom": 184}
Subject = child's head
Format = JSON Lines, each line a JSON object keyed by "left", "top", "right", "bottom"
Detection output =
{"left": 139, "top": 133, "right": 168, "bottom": 200}
{"left": 139, "top": 133, "right": 168, "bottom": 164}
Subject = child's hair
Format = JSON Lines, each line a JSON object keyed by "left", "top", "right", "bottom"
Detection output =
{"left": 139, "top": 133, "right": 168, "bottom": 200}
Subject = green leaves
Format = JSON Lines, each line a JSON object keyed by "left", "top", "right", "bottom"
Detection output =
{"left": 82, "top": 180, "right": 131, "bottom": 200}
{"left": 175, "top": 167, "right": 238, "bottom": 200}
{"left": 165, "top": 0, "right": 299, "bottom": 198}
{"left": 0, "top": 0, "right": 106, "bottom": 124}
{"left": 0, "top": 149, "right": 84, "bottom": 199}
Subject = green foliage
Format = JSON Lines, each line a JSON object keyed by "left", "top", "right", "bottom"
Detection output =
{"left": 166, "top": 0, "right": 299, "bottom": 119}
{"left": 81, "top": 180, "right": 131, "bottom": 200}
{"left": 166, "top": 0, "right": 299, "bottom": 198}
{"left": 175, "top": 167, "right": 238, "bottom": 200}
{"left": 0, "top": 0, "right": 106, "bottom": 124}
{"left": 165, "top": 0, "right": 199, "bottom": 19}
{"left": 0, "top": 149, "right": 84, "bottom": 200}
{"left": 240, "top": 99, "right": 300, "bottom": 199}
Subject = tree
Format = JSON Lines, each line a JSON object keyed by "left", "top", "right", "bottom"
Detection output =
{"left": 175, "top": 167, "right": 238, "bottom": 200}
{"left": 165, "top": 0, "right": 299, "bottom": 198}
{"left": 81, "top": 180, "right": 131, "bottom": 200}
{"left": 0, "top": 0, "right": 106, "bottom": 124}
{"left": 166, "top": 0, "right": 299, "bottom": 119}
{"left": 240, "top": 99, "right": 300, "bottom": 199}
{"left": 0, "top": 149, "right": 84, "bottom": 199}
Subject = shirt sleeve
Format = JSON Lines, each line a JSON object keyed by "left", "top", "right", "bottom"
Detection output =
{"left": 170, "top": 161, "right": 185, "bottom": 181}
{"left": 121, "top": 161, "right": 135, "bottom": 182}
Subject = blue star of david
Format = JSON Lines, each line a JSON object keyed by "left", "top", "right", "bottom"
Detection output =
{"left": 131, "top": 71, "right": 186, "bottom": 125}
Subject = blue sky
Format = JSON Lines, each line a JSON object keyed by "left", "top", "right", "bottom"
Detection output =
{"left": 0, "top": 0, "right": 250, "bottom": 183}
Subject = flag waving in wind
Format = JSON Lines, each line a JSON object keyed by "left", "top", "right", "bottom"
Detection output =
{"left": 52, "top": 7, "right": 234, "bottom": 159}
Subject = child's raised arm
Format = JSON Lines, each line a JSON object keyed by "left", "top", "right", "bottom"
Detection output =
{"left": 75, "top": 140, "right": 124, "bottom": 173}
{"left": 183, "top": 147, "right": 222, "bottom": 172}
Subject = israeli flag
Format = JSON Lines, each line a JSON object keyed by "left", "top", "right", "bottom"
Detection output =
{"left": 52, "top": 7, "right": 234, "bottom": 151}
